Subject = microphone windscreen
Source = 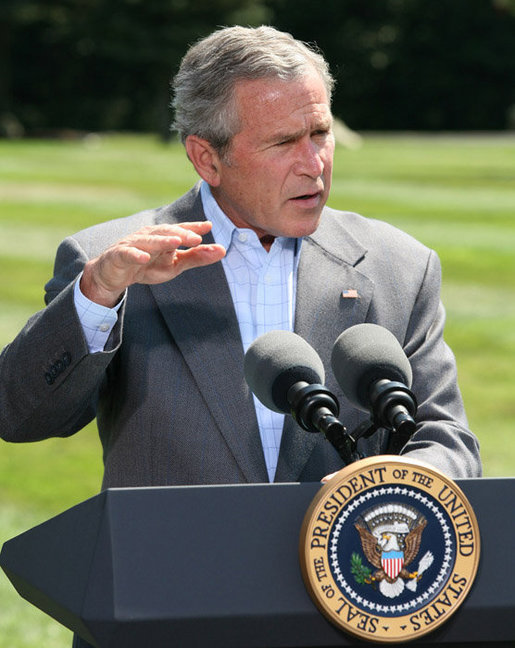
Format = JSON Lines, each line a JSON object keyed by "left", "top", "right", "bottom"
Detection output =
{"left": 244, "top": 330, "right": 325, "bottom": 413}
{"left": 331, "top": 323, "right": 412, "bottom": 411}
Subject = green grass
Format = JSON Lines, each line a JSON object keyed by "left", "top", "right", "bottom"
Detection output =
{"left": 0, "top": 133, "right": 514, "bottom": 646}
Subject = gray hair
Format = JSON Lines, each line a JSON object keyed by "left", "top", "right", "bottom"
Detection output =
{"left": 171, "top": 25, "right": 334, "bottom": 157}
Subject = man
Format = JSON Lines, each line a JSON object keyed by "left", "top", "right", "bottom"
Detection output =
{"left": 0, "top": 26, "right": 481, "bottom": 492}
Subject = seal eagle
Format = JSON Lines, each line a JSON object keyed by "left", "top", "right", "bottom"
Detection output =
{"left": 354, "top": 503, "right": 427, "bottom": 598}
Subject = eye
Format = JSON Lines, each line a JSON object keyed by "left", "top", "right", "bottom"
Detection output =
{"left": 312, "top": 128, "right": 330, "bottom": 138}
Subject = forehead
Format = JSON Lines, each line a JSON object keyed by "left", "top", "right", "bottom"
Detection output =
{"left": 232, "top": 73, "right": 332, "bottom": 136}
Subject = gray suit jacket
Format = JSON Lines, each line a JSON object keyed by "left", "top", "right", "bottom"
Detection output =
{"left": 0, "top": 185, "right": 481, "bottom": 484}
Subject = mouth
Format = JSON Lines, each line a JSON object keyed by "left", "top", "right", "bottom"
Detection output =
{"left": 290, "top": 191, "right": 322, "bottom": 207}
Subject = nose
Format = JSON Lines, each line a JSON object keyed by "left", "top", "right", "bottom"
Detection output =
{"left": 294, "top": 137, "right": 325, "bottom": 178}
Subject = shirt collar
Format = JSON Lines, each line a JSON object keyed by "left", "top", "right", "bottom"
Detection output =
{"left": 200, "top": 181, "right": 235, "bottom": 251}
{"left": 200, "top": 180, "right": 302, "bottom": 255}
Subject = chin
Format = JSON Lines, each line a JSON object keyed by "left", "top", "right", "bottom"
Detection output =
{"left": 291, "top": 215, "right": 323, "bottom": 238}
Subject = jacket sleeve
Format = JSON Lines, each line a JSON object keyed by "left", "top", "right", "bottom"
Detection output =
{"left": 397, "top": 249, "right": 482, "bottom": 478}
{"left": 0, "top": 236, "right": 123, "bottom": 443}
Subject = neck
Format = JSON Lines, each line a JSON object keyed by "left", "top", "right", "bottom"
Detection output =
{"left": 259, "top": 234, "right": 275, "bottom": 251}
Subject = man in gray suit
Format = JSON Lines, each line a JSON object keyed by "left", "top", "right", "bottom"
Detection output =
{"left": 0, "top": 26, "right": 481, "bottom": 490}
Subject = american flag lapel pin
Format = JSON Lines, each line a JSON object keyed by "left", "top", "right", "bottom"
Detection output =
{"left": 342, "top": 288, "right": 359, "bottom": 299}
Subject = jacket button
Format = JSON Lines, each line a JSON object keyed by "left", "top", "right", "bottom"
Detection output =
{"left": 62, "top": 352, "right": 72, "bottom": 366}
{"left": 45, "top": 372, "right": 54, "bottom": 385}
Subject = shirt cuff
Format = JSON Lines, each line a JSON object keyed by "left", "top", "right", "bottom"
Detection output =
{"left": 73, "top": 275, "right": 125, "bottom": 353}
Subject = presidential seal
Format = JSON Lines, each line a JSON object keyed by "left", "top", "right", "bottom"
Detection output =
{"left": 299, "top": 456, "right": 480, "bottom": 643}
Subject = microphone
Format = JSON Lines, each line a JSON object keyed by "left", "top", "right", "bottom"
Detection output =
{"left": 244, "top": 330, "right": 354, "bottom": 463}
{"left": 331, "top": 324, "right": 417, "bottom": 437}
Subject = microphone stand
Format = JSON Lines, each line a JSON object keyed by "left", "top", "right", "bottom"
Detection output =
{"left": 286, "top": 381, "right": 418, "bottom": 466}
{"left": 348, "top": 380, "right": 418, "bottom": 457}
{"left": 287, "top": 383, "right": 359, "bottom": 465}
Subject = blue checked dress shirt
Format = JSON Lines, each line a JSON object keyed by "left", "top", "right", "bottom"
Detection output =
{"left": 75, "top": 181, "right": 301, "bottom": 482}
{"left": 201, "top": 182, "right": 302, "bottom": 481}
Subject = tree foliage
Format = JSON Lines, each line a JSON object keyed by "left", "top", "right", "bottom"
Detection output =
{"left": 1, "top": 0, "right": 514, "bottom": 136}
{"left": 1, "top": 0, "right": 271, "bottom": 135}
{"left": 269, "top": 0, "right": 515, "bottom": 131}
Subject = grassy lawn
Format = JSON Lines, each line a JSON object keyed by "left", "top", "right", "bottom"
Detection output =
{"left": 0, "top": 133, "right": 514, "bottom": 646}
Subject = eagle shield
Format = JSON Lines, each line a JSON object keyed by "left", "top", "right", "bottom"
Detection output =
{"left": 381, "top": 550, "right": 404, "bottom": 579}
{"left": 353, "top": 502, "right": 428, "bottom": 598}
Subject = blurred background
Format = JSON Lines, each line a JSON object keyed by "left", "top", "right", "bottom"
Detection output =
{"left": 1, "top": 1, "right": 514, "bottom": 646}
{"left": 1, "top": 0, "right": 515, "bottom": 136}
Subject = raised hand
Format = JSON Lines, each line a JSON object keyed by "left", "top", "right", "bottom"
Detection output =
{"left": 80, "top": 221, "right": 225, "bottom": 307}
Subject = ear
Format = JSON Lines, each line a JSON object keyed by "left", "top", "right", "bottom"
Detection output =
{"left": 185, "top": 135, "right": 223, "bottom": 187}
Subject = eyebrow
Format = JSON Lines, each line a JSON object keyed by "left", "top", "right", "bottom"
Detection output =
{"left": 266, "top": 119, "right": 333, "bottom": 146}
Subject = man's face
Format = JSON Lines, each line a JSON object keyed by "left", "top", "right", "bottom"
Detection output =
{"left": 210, "top": 71, "right": 335, "bottom": 240}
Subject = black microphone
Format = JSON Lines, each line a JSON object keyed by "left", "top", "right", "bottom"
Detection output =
{"left": 244, "top": 330, "right": 354, "bottom": 463}
{"left": 331, "top": 324, "right": 417, "bottom": 437}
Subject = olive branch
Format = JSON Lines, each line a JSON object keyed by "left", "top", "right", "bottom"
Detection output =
{"left": 350, "top": 552, "right": 372, "bottom": 584}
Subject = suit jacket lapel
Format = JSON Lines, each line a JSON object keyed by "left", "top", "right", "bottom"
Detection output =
{"left": 147, "top": 189, "right": 376, "bottom": 484}
{"left": 149, "top": 186, "right": 268, "bottom": 483}
{"left": 274, "top": 209, "right": 375, "bottom": 482}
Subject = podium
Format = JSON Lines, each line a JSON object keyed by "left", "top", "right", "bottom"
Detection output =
{"left": 1, "top": 479, "right": 514, "bottom": 647}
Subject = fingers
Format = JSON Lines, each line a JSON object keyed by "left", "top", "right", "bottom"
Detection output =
{"left": 81, "top": 221, "right": 225, "bottom": 307}
{"left": 123, "top": 222, "right": 208, "bottom": 254}
{"left": 117, "top": 222, "right": 224, "bottom": 274}
{"left": 135, "top": 221, "right": 214, "bottom": 243}
{"left": 172, "top": 243, "right": 226, "bottom": 273}
{"left": 321, "top": 471, "right": 340, "bottom": 484}
{"left": 172, "top": 221, "right": 215, "bottom": 235}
